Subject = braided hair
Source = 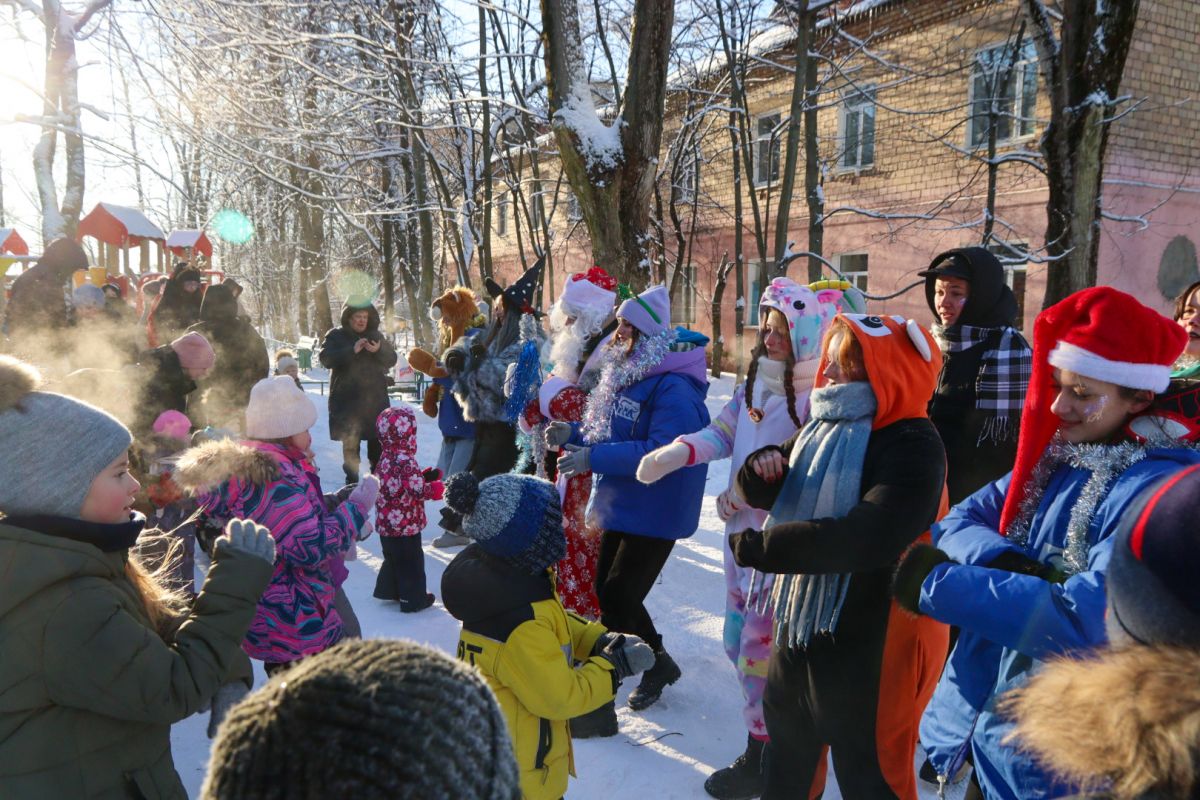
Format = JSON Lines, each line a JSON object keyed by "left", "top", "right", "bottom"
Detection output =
{"left": 744, "top": 312, "right": 803, "bottom": 428}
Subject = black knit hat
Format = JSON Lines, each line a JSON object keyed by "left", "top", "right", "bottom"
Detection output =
{"left": 1107, "top": 464, "right": 1200, "bottom": 648}
{"left": 201, "top": 639, "right": 521, "bottom": 800}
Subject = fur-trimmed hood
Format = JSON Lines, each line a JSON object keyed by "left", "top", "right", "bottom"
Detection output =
{"left": 1004, "top": 645, "right": 1200, "bottom": 799}
{"left": 173, "top": 439, "right": 281, "bottom": 495}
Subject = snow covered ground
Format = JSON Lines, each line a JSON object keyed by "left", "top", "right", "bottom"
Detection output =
{"left": 171, "top": 375, "right": 966, "bottom": 799}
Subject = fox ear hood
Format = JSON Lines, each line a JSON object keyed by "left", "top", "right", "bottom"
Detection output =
{"left": 816, "top": 314, "right": 940, "bottom": 429}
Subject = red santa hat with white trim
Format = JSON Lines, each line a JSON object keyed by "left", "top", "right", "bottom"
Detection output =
{"left": 999, "top": 286, "right": 1188, "bottom": 533}
{"left": 556, "top": 266, "right": 617, "bottom": 317}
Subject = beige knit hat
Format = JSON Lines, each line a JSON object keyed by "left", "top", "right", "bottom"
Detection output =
{"left": 244, "top": 376, "right": 317, "bottom": 440}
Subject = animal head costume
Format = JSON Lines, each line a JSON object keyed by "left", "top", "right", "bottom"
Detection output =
{"left": 407, "top": 286, "right": 481, "bottom": 418}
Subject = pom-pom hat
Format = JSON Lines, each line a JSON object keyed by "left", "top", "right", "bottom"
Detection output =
{"left": 999, "top": 287, "right": 1188, "bottom": 533}
{"left": 443, "top": 472, "right": 565, "bottom": 574}
{"left": 0, "top": 356, "right": 132, "bottom": 518}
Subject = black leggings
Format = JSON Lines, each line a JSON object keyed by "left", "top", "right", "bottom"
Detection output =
{"left": 595, "top": 531, "right": 675, "bottom": 651}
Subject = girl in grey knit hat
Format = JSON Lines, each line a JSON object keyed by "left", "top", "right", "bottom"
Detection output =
{"left": 0, "top": 355, "right": 277, "bottom": 799}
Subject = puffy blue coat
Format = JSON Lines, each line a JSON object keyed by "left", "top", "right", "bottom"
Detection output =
{"left": 434, "top": 375, "right": 475, "bottom": 439}
{"left": 573, "top": 337, "right": 710, "bottom": 540}
{"left": 918, "top": 443, "right": 1200, "bottom": 800}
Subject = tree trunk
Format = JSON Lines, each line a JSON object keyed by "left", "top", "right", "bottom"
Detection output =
{"left": 540, "top": 0, "right": 674, "bottom": 289}
{"left": 711, "top": 254, "right": 733, "bottom": 377}
{"left": 1024, "top": 0, "right": 1141, "bottom": 307}
{"left": 802, "top": 20, "right": 823, "bottom": 283}
{"left": 773, "top": 1, "right": 809, "bottom": 272}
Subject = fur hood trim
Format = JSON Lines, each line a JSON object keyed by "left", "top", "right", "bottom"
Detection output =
{"left": 1003, "top": 645, "right": 1200, "bottom": 799}
{"left": 173, "top": 439, "right": 280, "bottom": 494}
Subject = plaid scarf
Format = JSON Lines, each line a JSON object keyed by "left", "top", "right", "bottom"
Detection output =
{"left": 935, "top": 324, "right": 1032, "bottom": 443}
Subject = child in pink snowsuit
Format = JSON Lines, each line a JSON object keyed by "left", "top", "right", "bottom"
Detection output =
{"left": 639, "top": 278, "right": 860, "bottom": 795}
{"left": 373, "top": 405, "right": 444, "bottom": 612}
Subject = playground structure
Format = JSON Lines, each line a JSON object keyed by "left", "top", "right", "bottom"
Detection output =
{"left": 76, "top": 202, "right": 168, "bottom": 276}
{"left": 166, "top": 229, "right": 214, "bottom": 261}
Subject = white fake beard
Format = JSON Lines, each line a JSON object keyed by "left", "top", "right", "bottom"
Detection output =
{"left": 549, "top": 327, "right": 589, "bottom": 383}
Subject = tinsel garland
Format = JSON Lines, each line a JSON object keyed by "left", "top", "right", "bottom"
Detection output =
{"left": 513, "top": 422, "right": 550, "bottom": 479}
{"left": 580, "top": 329, "right": 675, "bottom": 444}
{"left": 504, "top": 314, "right": 544, "bottom": 423}
{"left": 1004, "top": 437, "right": 1157, "bottom": 575}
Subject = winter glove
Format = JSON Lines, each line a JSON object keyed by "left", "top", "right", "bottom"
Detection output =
{"left": 729, "top": 527, "right": 765, "bottom": 569}
{"left": 987, "top": 550, "right": 1067, "bottom": 584}
{"left": 715, "top": 488, "right": 747, "bottom": 522}
{"left": 422, "top": 467, "right": 443, "bottom": 483}
{"left": 544, "top": 421, "right": 573, "bottom": 450}
{"left": 213, "top": 519, "right": 276, "bottom": 566}
{"left": 594, "top": 634, "right": 656, "bottom": 681}
{"left": 347, "top": 474, "right": 380, "bottom": 513}
{"left": 590, "top": 631, "right": 620, "bottom": 656}
{"left": 427, "top": 480, "right": 445, "bottom": 501}
{"left": 356, "top": 517, "right": 374, "bottom": 542}
{"left": 557, "top": 444, "right": 591, "bottom": 479}
{"left": 206, "top": 681, "right": 250, "bottom": 738}
{"left": 893, "top": 544, "right": 954, "bottom": 615}
{"left": 636, "top": 441, "right": 693, "bottom": 484}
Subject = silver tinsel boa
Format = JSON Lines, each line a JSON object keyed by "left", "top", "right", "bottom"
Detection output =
{"left": 580, "top": 329, "right": 675, "bottom": 444}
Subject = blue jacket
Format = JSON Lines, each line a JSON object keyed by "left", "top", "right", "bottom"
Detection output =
{"left": 573, "top": 334, "right": 711, "bottom": 540}
{"left": 434, "top": 375, "right": 475, "bottom": 439}
{"left": 918, "top": 443, "right": 1200, "bottom": 800}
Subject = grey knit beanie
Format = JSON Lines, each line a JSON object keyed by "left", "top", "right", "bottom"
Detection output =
{"left": 201, "top": 638, "right": 521, "bottom": 800}
{"left": 0, "top": 356, "right": 132, "bottom": 517}
{"left": 443, "top": 472, "right": 565, "bottom": 574}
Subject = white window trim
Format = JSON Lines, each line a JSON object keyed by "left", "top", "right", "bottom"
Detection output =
{"left": 744, "top": 262, "right": 768, "bottom": 326}
{"left": 967, "top": 40, "right": 1038, "bottom": 150}
{"left": 836, "top": 252, "right": 869, "bottom": 292}
{"left": 671, "top": 263, "right": 698, "bottom": 326}
{"left": 497, "top": 194, "right": 509, "bottom": 236}
{"left": 836, "top": 87, "right": 876, "bottom": 174}
{"left": 679, "top": 147, "right": 701, "bottom": 205}
{"left": 753, "top": 114, "right": 782, "bottom": 188}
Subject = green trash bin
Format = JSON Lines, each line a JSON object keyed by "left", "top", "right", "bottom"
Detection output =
{"left": 298, "top": 347, "right": 312, "bottom": 370}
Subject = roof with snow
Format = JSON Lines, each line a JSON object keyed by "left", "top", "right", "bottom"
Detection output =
{"left": 166, "top": 229, "right": 213, "bottom": 258}
{"left": 77, "top": 203, "right": 166, "bottom": 247}
{"left": 0, "top": 228, "right": 29, "bottom": 256}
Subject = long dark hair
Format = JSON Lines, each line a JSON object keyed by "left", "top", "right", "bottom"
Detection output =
{"left": 1173, "top": 281, "right": 1200, "bottom": 321}
{"left": 744, "top": 322, "right": 802, "bottom": 428}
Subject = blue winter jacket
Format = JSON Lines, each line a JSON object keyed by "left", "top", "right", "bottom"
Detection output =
{"left": 918, "top": 443, "right": 1200, "bottom": 800}
{"left": 572, "top": 330, "right": 711, "bottom": 540}
{"left": 434, "top": 376, "right": 475, "bottom": 439}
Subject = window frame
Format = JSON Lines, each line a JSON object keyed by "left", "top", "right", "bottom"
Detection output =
{"left": 745, "top": 261, "right": 767, "bottom": 326}
{"left": 678, "top": 146, "right": 701, "bottom": 205}
{"left": 496, "top": 193, "right": 509, "bottom": 236}
{"left": 753, "top": 113, "right": 782, "bottom": 187}
{"left": 838, "top": 86, "right": 877, "bottom": 172}
{"left": 987, "top": 241, "right": 1029, "bottom": 330}
{"left": 967, "top": 39, "right": 1039, "bottom": 149}
{"left": 670, "top": 263, "right": 698, "bottom": 326}
{"left": 835, "top": 252, "right": 870, "bottom": 293}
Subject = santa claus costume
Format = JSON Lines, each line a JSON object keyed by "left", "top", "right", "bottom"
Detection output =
{"left": 521, "top": 267, "right": 618, "bottom": 619}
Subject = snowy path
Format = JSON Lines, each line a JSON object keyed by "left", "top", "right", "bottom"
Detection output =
{"left": 171, "top": 377, "right": 964, "bottom": 799}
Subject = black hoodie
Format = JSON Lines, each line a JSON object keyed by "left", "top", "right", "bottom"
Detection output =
{"left": 186, "top": 283, "right": 269, "bottom": 430}
{"left": 925, "top": 247, "right": 1029, "bottom": 504}
{"left": 318, "top": 302, "right": 398, "bottom": 440}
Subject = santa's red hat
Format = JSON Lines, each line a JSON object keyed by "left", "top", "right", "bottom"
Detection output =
{"left": 999, "top": 287, "right": 1188, "bottom": 533}
{"left": 557, "top": 266, "right": 617, "bottom": 316}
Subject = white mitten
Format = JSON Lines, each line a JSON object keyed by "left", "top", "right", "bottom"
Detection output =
{"left": 347, "top": 474, "right": 380, "bottom": 513}
{"left": 636, "top": 441, "right": 692, "bottom": 484}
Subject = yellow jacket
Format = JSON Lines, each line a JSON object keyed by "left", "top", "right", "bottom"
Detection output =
{"left": 443, "top": 545, "right": 616, "bottom": 800}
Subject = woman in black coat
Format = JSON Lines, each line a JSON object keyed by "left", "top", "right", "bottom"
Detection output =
{"left": 319, "top": 302, "right": 397, "bottom": 482}
{"left": 186, "top": 283, "right": 269, "bottom": 432}
{"left": 149, "top": 264, "right": 204, "bottom": 347}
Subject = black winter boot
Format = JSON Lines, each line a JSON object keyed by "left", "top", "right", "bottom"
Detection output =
{"left": 704, "top": 735, "right": 765, "bottom": 800}
{"left": 570, "top": 698, "right": 618, "bottom": 739}
{"left": 627, "top": 648, "right": 681, "bottom": 710}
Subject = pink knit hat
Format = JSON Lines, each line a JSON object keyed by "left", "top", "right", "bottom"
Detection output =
{"left": 152, "top": 409, "right": 192, "bottom": 441}
{"left": 171, "top": 332, "right": 216, "bottom": 371}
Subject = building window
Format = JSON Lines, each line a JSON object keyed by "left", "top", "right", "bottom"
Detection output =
{"left": 840, "top": 88, "right": 876, "bottom": 170}
{"left": 497, "top": 194, "right": 508, "bottom": 236}
{"left": 745, "top": 263, "right": 766, "bottom": 326}
{"left": 567, "top": 191, "right": 582, "bottom": 222}
{"left": 670, "top": 264, "right": 697, "bottom": 326}
{"left": 969, "top": 39, "right": 1038, "bottom": 148}
{"left": 837, "top": 253, "right": 869, "bottom": 292}
{"left": 679, "top": 148, "right": 701, "bottom": 204}
{"left": 987, "top": 241, "right": 1028, "bottom": 329}
{"left": 754, "top": 114, "right": 781, "bottom": 186}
